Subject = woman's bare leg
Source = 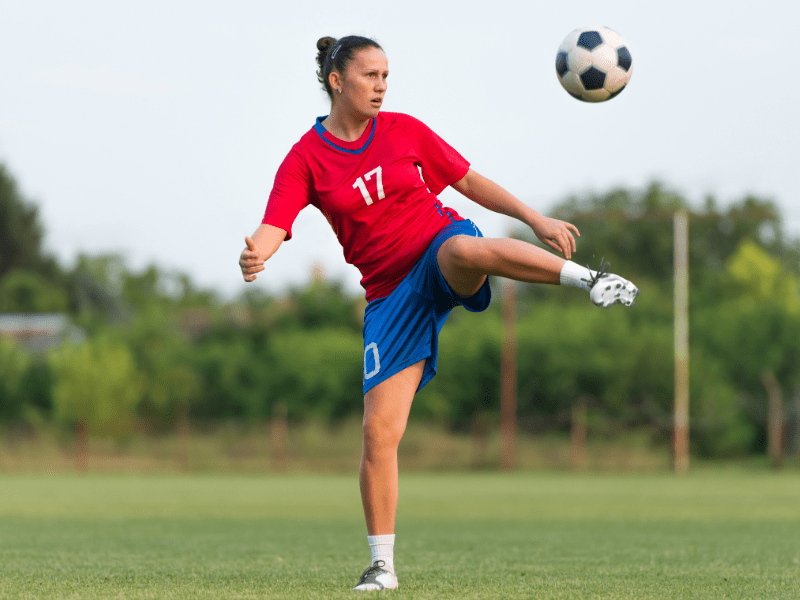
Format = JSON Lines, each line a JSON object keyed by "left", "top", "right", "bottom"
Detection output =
{"left": 360, "top": 359, "right": 425, "bottom": 535}
{"left": 437, "top": 236, "right": 565, "bottom": 297}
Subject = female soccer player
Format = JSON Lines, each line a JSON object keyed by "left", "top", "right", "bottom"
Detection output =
{"left": 239, "top": 35, "right": 639, "bottom": 591}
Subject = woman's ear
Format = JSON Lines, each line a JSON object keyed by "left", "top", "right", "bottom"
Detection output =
{"left": 329, "top": 70, "right": 342, "bottom": 94}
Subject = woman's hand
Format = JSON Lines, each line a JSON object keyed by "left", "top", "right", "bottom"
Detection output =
{"left": 239, "top": 224, "right": 287, "bottom": 282}
{"left": 529, "top": 215, "right": 580, "bottom": 260}
{"left": 239, "top": 237, "right": 267, "bottom": 282}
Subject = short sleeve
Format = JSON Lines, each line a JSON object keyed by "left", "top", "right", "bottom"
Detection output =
{"left": 395, "top": 114, "right": 469, "bottom": 195}
{"left": 262, "top": 144, "right": 314, "bottom": 240}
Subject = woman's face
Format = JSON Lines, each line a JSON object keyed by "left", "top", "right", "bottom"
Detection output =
{"left": 335, "top": 47, "right": 388, "bottom": 119}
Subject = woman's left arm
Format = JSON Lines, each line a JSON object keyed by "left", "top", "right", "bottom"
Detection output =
{"left": 452, "top": 168, "right": 580, "bottom": 259}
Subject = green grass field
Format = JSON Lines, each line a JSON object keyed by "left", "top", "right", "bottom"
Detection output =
{"left": 1, "top": 470, "right": 799, "bottom": 599}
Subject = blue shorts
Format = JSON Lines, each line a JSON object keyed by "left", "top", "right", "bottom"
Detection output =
{"left": 362, "top": 219, "right": 492, "bottom": 396}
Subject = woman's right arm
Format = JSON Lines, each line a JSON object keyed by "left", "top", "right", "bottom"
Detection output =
{"left": 239, "top": 223, "right": 287, "bottom": 282}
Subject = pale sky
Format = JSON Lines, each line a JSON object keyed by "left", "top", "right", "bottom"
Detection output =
{"left": 1, "top": 0, "right": 798, "bottom": 298}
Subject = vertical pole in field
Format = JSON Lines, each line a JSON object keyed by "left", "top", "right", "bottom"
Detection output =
{"left": 471, "top": 410, "right": 490, "bottom": 469}
{"left": 673, "top": 210, "right": 690, "bottom": 474}
{"left": 794, "top": 391, "right": 800, "bottom": 456}
{"left": 176, "top": 401, "right": 190, "bottom": 472}
{"left": 500, "top": 277, "right": 517, "bottom": 471}
{"left": 571, "top": 396, "right": 588, "bottom": 471}
{"left": 75, "top": 418, "right": 89, "bottom": 473}
{"left": 761, "top": 368, "right": 784, "bottom": 469}
{"left": 271, "top": 400, "right": 288, "bottom": 473}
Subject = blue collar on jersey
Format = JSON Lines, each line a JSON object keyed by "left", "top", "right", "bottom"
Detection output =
{"left": 313, "top": 116, "right": 376, "bottom": 154}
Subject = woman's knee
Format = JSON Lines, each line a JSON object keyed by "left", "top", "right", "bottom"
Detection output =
{"left": 438, "top": 236, "right": 490, "bottom": 297}
{"left": 440, "top": 235, "right": 486, "bottom": 271}
{"left": 362, "top": 412, "right": 406, "bottom": 453}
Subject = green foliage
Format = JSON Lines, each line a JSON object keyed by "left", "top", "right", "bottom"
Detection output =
{"left": 0, "top": 163, "right": 56, "bottom": 280}
{"left": 3, "top": 161, "right": 800, "bottom": 459}
{"left": 185, "top": 278, "right": 365, "bottom": 421}
{"left": 0, "top": 332, "right": 56, "bottom": 423}
{"left": 0, "top": 163, "right": 67, "bottom": 310}
{"left": 691, "top": 239, "right": 800, "bottom": 401}
{"left": 689, "top": 347, "right": 754, "bottom": 457}
{"left": 48, "top": 339, "right": 144, "bottom": 440}
{"left": 417, "top": 309, "right": 501, "bottom": 425}
{"left": 68, "top": 254, "right": 219, "bottom": 329}
{"left": 276, "top": 277, "right": 364, "bottom": 332}
{"left": 727, "top": 239, "right": 800, "bottom": 313}
{"left": 190, "top": 324, "right": 271, "bottom": 419}
{"left": 119, "top": 307, "right": 200, "bottom": 428}
{"left": 531, "top": 184, "right": 800, "bottom": 454}
{"left": 693, "top": 296, "right": 800, "bottom": 452}
{"left": 17, "top": 357, "right": 56, "bottom": 416}
{"left": 0, "top": 269, "right": 68, "bottom": 313}
{"left": 267, "top": 327, "right": 364, "bottom": 419}
{"left": 190, "top": 321, "right": 363, "bottom": 421}
{"left": 0, "top": 336, "right": 32, "bottom": 420}
{"left": 419, "top": 281, "right": 764, "bottom": 456}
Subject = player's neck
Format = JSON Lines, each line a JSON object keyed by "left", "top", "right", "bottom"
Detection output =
{"left": 321, "top": 109, "right": 371, "bottom": 142}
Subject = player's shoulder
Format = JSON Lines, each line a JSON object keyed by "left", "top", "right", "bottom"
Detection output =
{"left": 379, "top": 112, "right": 434, "bottom": 142}
{"left": 275, "top": 130, "right": 314, "bottom": 174}
{"left": 296, "top": 125, "right": 319, "bottom": 147}
{"left": 380, "top": 111, "right": 427, "bottom": 129}
{"left": 287, "top": 125, "right": 322, "bottom": 158}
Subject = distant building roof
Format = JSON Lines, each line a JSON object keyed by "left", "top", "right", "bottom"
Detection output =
{"left": 0, "top": 313, "right": 85, "bottom": 353}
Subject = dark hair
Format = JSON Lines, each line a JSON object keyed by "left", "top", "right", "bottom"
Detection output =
{"left": 316, "top": 35, "right": 383, "bottom": 100}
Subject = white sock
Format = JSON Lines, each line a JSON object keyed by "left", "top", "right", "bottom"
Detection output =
{"left": 367, "top": 534, "right": 395, "bottom": 574}
{"left": 559, "top": 260, "right": 595, "bottom": 291}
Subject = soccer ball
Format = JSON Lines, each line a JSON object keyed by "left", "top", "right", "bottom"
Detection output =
{"left": 555, "top": 26, "right": 633, "bottom": 102}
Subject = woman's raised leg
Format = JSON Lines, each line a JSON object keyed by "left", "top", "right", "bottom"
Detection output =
{"left": 437, "top": 235, "right": 564, "bottom": 297}
{"left": 437, "top": 235, "right": 639, "bottom": 307}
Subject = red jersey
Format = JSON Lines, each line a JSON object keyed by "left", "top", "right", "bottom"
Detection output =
{"left": 262, "top": 112, "right": 469, "bottom": 301}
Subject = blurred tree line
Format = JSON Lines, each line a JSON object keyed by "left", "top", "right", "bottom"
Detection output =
{"left": 1, "top": 161, "right": 800, "bottom": 458}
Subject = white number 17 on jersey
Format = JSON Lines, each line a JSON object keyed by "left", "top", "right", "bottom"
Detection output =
{"left": 353, "top": 166, "right": 385, "bottom": 206}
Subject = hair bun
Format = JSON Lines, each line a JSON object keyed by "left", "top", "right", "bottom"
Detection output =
{"left": 316, "top": 37, "right": 337, "bottom": 53}
{"left": 316, "top": 36, "right": 337, "bottom": 72}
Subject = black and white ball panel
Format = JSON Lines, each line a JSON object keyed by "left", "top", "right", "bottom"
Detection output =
{"left": 555, "top": 51, "right": 569, "bottom": 78}
{"left": 577, "top": 30, "right": 603, "bottom": 51}
{"left": 616, "top": 47, "right": 632, "bottom": 72}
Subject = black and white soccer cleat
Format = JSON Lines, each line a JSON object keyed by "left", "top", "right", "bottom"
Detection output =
{"left": 585, "top": 260, "right": 640, "bottom": 308}
{"left": 353, "top": 560, "right": 398, "bottom": 591}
